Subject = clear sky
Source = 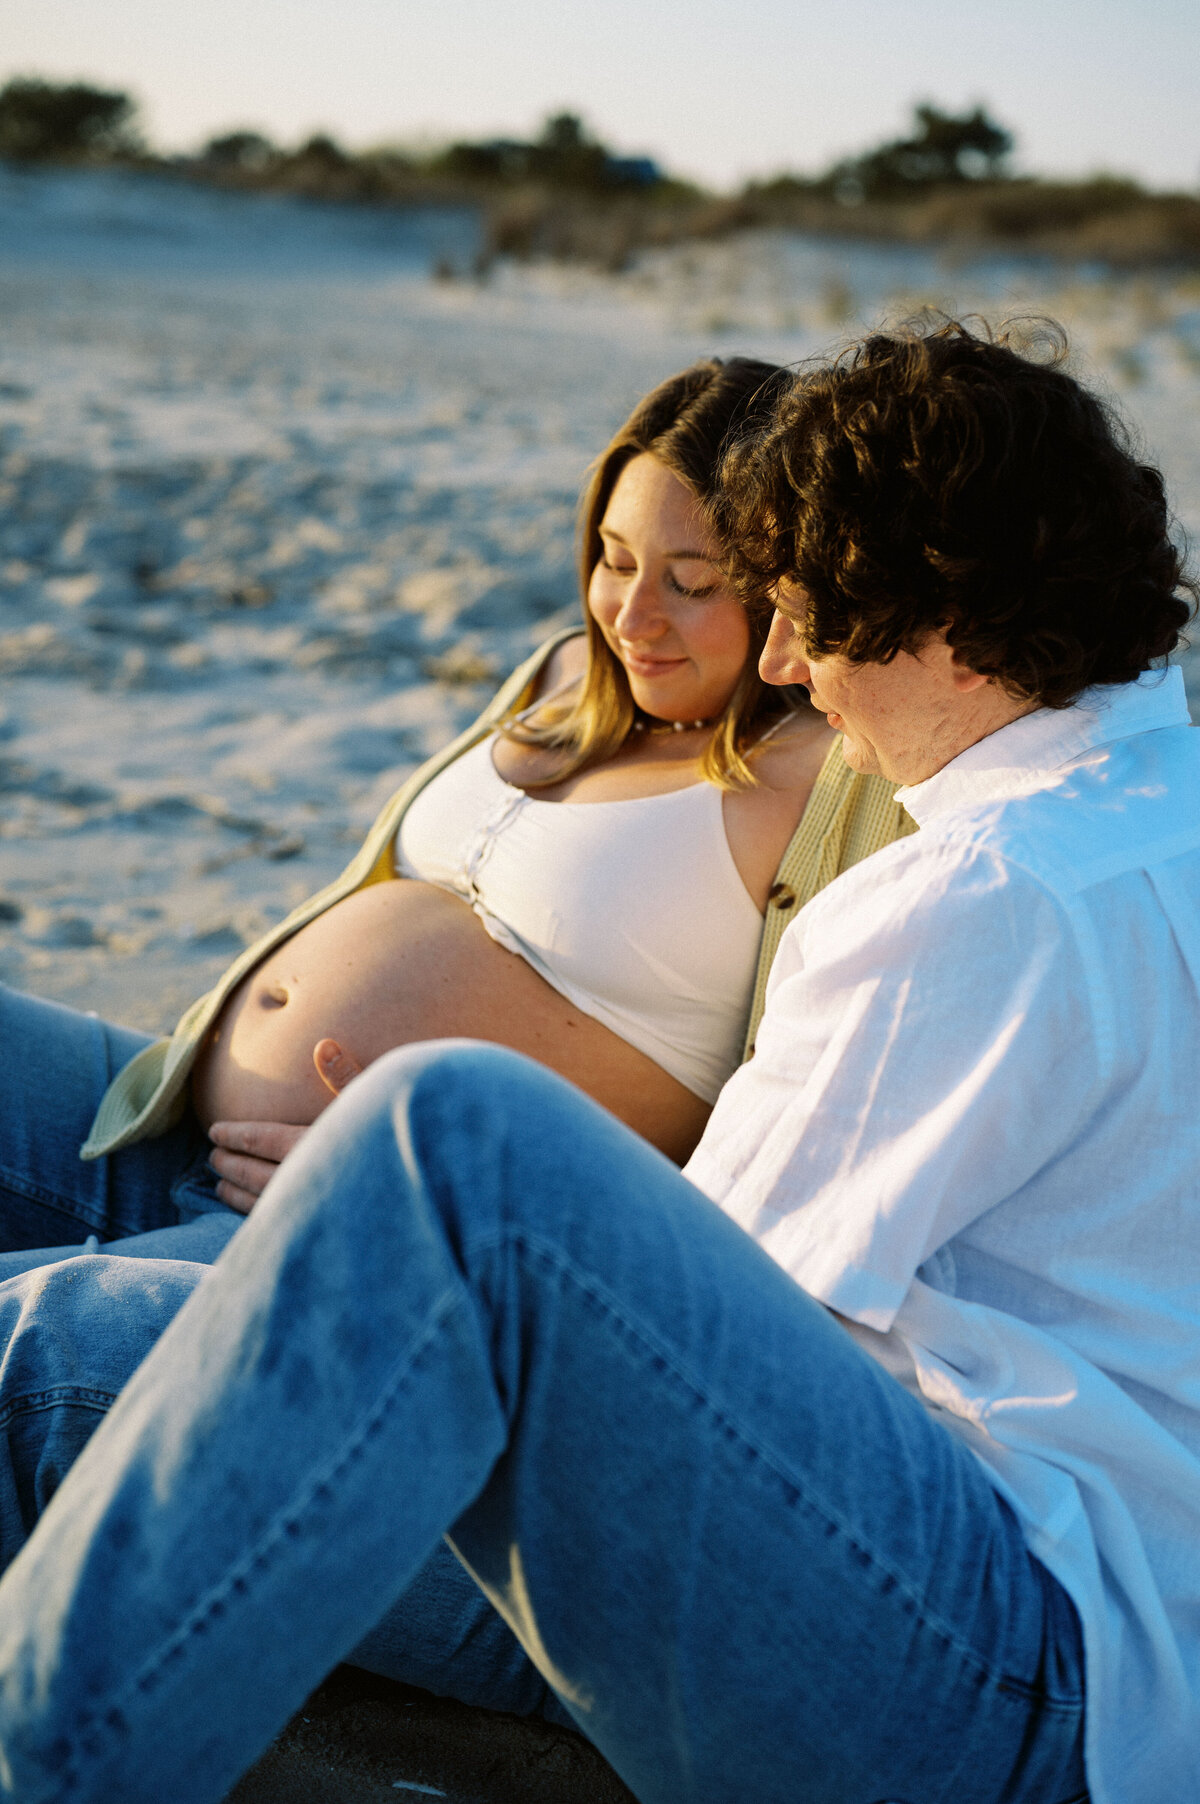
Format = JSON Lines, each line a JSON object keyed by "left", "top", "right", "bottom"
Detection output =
{"left": 2, "top": 0, "right": 1196, "bottom": 192}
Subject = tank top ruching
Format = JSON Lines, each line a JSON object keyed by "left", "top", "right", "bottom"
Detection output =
{"left": 395, "top": 735, "right": 763, "bottom": 1102}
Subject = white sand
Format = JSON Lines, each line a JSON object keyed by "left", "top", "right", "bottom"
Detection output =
{"left": 2, "top": 162, "right": 1199, "bottom": 1030}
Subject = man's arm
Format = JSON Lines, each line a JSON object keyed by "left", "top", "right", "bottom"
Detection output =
{"left": 686, "top": 838, "right": 1104, "bottom": 1331}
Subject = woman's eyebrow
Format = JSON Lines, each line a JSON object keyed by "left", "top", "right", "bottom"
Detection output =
{"left": 599, "top": 526, "right": 716, "bottom": 560}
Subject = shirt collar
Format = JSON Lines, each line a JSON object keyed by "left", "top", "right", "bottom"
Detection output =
{"left": 896, "top": 666, "right": 1193, "bottom": 825}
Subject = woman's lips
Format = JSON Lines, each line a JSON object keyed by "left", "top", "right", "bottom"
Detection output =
{"left": 621, "top": 649, "right": 687, "bottom": 678}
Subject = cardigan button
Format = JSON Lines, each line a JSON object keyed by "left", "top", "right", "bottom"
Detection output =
{"left": 768, "top": 883, "right": 797, "bottom": 910}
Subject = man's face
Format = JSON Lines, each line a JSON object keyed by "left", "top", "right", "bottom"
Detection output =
{"left": 759, "top": 586, "right": 980, "bottom": 787}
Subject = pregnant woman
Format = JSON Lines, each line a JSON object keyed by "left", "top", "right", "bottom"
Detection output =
{"left": 1, "top": 355, "right": 912, "bottom": 1269}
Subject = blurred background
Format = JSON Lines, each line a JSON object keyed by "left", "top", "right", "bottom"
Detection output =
{"left": 1, "top": 0, "right": 1198, "bottom": 1026}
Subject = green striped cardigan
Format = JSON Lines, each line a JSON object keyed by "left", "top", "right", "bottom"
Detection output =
{"left": 81, "top": 630, "right": 915, "bottom": 1160}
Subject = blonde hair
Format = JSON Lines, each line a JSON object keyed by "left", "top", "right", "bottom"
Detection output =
{"left": 500, "top": 358, "right": 807, "bottom": 790}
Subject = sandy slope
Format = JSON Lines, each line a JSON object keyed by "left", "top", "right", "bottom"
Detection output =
{"left": 2, "top": 163, "right": 1198, "bottom": 1030}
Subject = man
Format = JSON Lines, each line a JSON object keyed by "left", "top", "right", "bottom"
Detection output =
{"left": 0, "top": 320, "right": 1195, "bottom": 1804}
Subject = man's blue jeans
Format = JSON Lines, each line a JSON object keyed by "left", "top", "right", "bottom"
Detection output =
{"left": 0, "top": 989, "right": 1088, "bottom": 1803}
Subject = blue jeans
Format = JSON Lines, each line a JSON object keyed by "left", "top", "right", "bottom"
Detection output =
{"left": 0, "top": 987, "right": 560, "bottom": 1722}
{"left": 0, "top": 987, "right": 243, "bottom": 1274}
{"left": 0, "top": 1000, "right": 1088, "bottom": 1803}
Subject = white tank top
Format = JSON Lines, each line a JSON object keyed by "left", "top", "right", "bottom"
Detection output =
{"left": 395, "top": 735, "right": 764, "bottom": 1102}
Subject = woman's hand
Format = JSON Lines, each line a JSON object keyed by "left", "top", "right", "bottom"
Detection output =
{"left": 208, "top": 1038, "right": 365, "bottom": 1214}
{"left": 207, "top": 1120, "right": 309, "bottom": 1215}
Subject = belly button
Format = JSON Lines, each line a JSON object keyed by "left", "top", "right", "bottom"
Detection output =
{"left": 261, "top": 983, "right": 290, "bottom": 1009}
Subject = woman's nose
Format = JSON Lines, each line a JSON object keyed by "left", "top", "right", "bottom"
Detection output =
{"left": 614, "top": 570, "right": 668, "bottom": 639}
{"left": 759, "top": 609, "right": 810, "bottom": 686}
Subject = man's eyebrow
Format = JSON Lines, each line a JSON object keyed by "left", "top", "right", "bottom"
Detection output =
{"left": 599, "top": 527, "right": 716, "bottom": 560}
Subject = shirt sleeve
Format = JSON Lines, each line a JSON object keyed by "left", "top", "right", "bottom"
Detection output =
{"left": 683, "top": 833, "right": 1105, "bottom": 1331}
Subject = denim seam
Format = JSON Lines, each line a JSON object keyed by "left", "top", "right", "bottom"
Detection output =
{"left": 0, "top": 1387, "right": 119, "bottom": 1430}
{"left": 0, "top": 1163, "right": 109, "bottom": 1235}
{"left": 505, "top": 1226, "right": 1083, "bottom": 1715}
{"left": 46, "top": 1280, "right": 470, "bottom": 1800}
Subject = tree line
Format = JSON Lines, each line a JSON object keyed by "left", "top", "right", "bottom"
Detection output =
{"left": 1, "top": 76, "right": 1195, "bottom": 269}
{"left": 0, "top": 75, "right": 1014, "bottom": 201}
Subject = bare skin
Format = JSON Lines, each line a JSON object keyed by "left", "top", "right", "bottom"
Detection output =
{"left": 203, "top": 457, "right": 834, "bottom": 1209}
{"left": 761, "top": 583, "right": 1037, "bottom": 785}
{"left": 193, "top": 877, "right": 714, "bottom": 1164}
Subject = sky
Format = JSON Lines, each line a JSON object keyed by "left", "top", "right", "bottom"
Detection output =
{"left": 2, "top": 0, "right": 1197, "bottom": 193}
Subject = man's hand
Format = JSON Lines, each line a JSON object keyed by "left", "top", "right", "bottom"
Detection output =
{"left": 207, "top": 1120, "right": 308, "bottom": 1215}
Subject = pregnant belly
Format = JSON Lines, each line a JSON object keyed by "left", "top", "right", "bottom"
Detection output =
{"left": 190, "top": 878, "right": 711, "bottom": 1162}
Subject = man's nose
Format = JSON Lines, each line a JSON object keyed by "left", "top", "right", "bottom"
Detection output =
{"left": 759, "top": 610, "right": 810, "bottom": 686}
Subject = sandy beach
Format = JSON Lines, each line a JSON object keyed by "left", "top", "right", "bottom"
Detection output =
{"left": 3, "top": 160, "right": 1200, "bottom": 1031}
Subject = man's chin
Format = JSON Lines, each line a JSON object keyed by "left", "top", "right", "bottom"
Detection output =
{"left": 837, "top": 736, "right": 882, "bottom": 777}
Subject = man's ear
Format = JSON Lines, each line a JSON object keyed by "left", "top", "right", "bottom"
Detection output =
{"left": 925, "top": 631, "right": 990, "bottom": 694}
{"left": 948, "top": 655, "right": 990, "bottom": 694}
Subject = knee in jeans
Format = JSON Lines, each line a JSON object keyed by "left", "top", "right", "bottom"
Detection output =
{"left": 345, "top": 1040, "right": 571, "bottom": 1168}
{"left": 313, "top": 1040, "right": 627, "bottom": 1267}
{"left": 0, "top": 1255, "right": 200, "bottom": 1401}
{"left": 366, "top": 1039, "right": 550, "bottom": 1102}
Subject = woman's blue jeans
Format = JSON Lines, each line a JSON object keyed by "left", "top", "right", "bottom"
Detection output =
{"left": 0, "top": 988, "right": 1088, "bottom": 1804}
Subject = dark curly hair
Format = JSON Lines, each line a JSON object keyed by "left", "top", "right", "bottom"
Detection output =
{"left": 717, "top": 318, "right": 1195, "bottom": 707}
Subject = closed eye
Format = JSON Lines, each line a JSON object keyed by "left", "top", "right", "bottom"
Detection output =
{"left": 668, "top": 573, "right": 720, "bottom": 598}
{"left": 667, "top": 558, "right": 722, "bottom": 598}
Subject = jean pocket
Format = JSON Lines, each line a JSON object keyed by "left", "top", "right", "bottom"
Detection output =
{"left": 169, "top": 1149, "right": 230, "bottom": 1222}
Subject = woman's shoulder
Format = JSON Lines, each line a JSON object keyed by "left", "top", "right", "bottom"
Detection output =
{"left": 748, "top": 709, "right": 836, "bottom": 793}
{"left": 529, "top": 629, "right": 588, "bottom": 701}
{"left": 722, "top": 713, "right": 837, "bottom": 912}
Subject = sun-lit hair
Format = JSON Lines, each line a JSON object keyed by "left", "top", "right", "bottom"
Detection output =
{"left": 500, "top": 357, "right": 806, "bottom": 789}
{"left": 717, "top": 316, "right": 1196, "bottom": 707}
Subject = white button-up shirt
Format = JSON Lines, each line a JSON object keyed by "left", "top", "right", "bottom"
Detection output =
{"left": 686, "top": 666, "right": 1200, "bottom": 1804}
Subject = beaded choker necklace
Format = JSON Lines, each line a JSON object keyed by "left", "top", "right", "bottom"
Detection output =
{"left": 632, "top": 713, "right": 718, "bottom": 735}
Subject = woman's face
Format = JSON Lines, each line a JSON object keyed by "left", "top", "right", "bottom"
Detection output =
{"left": 588, "top": 453, "right": 751, "bottom": 723}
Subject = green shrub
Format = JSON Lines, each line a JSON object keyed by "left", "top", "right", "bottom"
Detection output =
{"left": 0, "top": 78, "right": 140, "bottom": 161}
